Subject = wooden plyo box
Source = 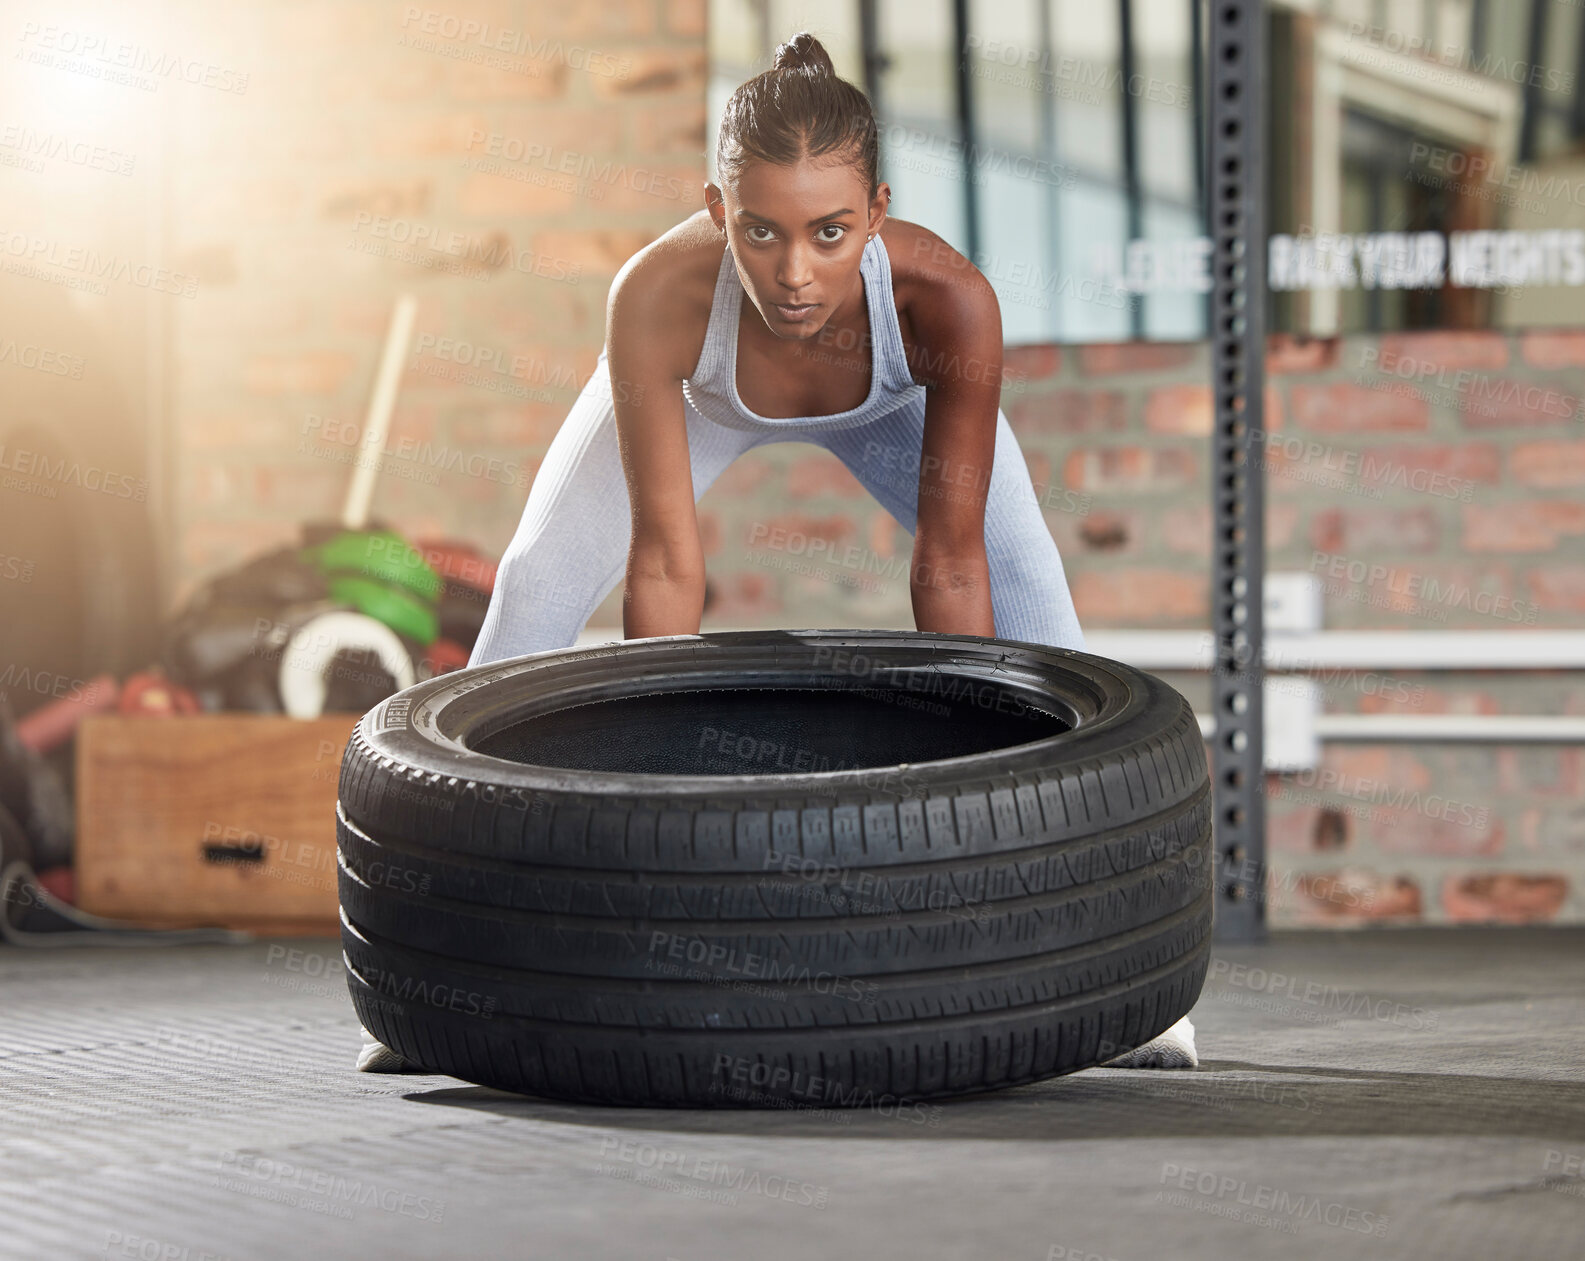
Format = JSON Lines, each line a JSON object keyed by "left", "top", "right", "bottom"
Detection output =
{"left": 75, "top": 713, "right": 362, "bottom": 935}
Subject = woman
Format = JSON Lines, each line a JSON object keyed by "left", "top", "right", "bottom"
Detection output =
{"left": 466, "top": 30, "right": 1085, "bottom": 664}
{"left": 361, "top": 31, "right": 1196, "bottom": 1074}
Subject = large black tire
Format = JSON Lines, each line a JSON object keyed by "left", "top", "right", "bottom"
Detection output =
{"left": 337, "top": 629, "right": 1213, "bottom": 1108}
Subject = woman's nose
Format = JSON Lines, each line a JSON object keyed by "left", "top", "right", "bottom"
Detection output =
{"left": 777, "top": 247, "right": 813, "bottom": 292}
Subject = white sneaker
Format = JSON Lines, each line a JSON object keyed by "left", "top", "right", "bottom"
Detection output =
{"left": 1101, "top": 1015, "right": 1198, "bottom": 1069}
{"left": 355, "top": 1026, "right": 434, "bottom": 1073}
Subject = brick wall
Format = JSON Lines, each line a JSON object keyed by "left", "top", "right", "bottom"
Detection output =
{"left": 167, "top": 0, "right": 707, "bottom": 606}
{"left": 164, "top": 3, "right": 1580, "bottom": 928}
{"left": 691, "top": 329, "right": 1585, "bottom": 929}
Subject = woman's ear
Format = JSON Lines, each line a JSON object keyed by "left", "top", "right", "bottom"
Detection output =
{"left": 867, "top": 182, "right": 891, "bottom": 239}
{"left": 705, "top": 183, "right": 727, "bottom": 234}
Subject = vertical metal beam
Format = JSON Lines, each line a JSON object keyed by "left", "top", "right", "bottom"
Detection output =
{"left": 952, "top": 0, "right": 980, "bottom": 262}
{"left": 1038, "top": 0, "right": 1061, "bottom": 342}
{"left": 1572, "top": 0, "right": 1585, "bottom": 141}
{"left": 1118, "top": 0, "right": 1144, "bottom": 338}
{"left": 1518, "top": 0, "right": 1547, "bottom": 163}
{"left": 859, "top": 0, "right": 884, "bottom": 117}
{"left": 1208, "top": 0, "right": 1267, "bottom": 944}
{"left": 1191, "top": 0, "right": 1209, "bottom": 338}
{"left": 858, "top": 0, "right": 887, "bottom": 187}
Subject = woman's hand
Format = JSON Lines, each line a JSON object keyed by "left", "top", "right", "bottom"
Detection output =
{"left": 607, "top": 239, "right": 708, "bottom": 640}
{"left": 910, "top": 542, "right": 995, "bottom": 636}
{"left": 904, "top": 235, "right": 1005, "bottom": 639}
{"left": 624, "top": 536, "right": 707, "bottom": 639}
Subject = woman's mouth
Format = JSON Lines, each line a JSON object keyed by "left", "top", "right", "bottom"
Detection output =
{"left": 772, "top": 302, "right": 818, "bottom": 322}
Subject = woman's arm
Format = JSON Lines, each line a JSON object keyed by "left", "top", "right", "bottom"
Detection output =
{"left": 606, "top": 254, "right": 708, "bottom": 639}
{"left": 904, "top": 255, "right": 1004, "bottom": 638}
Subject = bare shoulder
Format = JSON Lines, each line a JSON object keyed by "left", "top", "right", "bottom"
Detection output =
{"left": 881, "top": 218, "right": 997, "bottom": 316}
{"left": 607, "top": 209, "right": 725, "bottom": 381}
{"left": 880, "top": 219, "right": 1001, "bottom": 383}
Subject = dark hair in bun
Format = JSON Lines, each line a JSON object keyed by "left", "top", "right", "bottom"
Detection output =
{"left": 716, "top": 31, "right": 878, "bottom": 200}
{"left": 772, "top": 30, "right": 835, "bottom": 75}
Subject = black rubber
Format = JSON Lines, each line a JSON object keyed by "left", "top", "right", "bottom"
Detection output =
{"left": 337, "top": 629, "right": 1213, "bottom": 1108}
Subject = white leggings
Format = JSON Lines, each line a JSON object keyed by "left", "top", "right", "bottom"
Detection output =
{"left": 468, "top": 353, "right": 1086, "bottom": 665}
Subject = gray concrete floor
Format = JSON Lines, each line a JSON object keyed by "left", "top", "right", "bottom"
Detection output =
{"left": 4, "top": 928, "right": 1584, "bottom": 1261}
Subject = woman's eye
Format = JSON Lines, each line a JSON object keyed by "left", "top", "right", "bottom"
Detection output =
{"left": 746, "top": 225, "right": 773, "bottom": 242}
{"left": 818, "top": 225, "right": 845, "bottom": 242}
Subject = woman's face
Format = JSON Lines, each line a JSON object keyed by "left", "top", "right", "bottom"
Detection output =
{"left": 709, "top": 155, "right": 887, "bottom": 341}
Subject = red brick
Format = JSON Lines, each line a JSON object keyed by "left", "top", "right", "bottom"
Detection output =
{"left": 384, "top": 406, "right": 440, "bottom": 446}
{"left": 1278, "top": 869, "right": 1423, "bottom": 923}
{"left": 1077, "top": 342, "right": 1197, "bottom": 375}
{"left": 1532, "top": 803, "right": 1585, "bottom": 848}
{"left": 1460, "top": 378, "right": 1580, "bottom": 427}
{"left": 185, "top": 409, "right": 298, "bottom": 450}
{"left": 664, "top": 0, "right": 707, "bottom": 37}
{"left": 592, "top": 48, "right": 708, "bottom": 99}
{"left": 444, "top": 466, "right": 518, "bottom": 508}
{"left": 1350, "top": 684, "right": 1496, "bottom": 712}
{"left": 786, "top": 455, "right": 866, "bottom": 498}
{"left": 1462, "top": 501, "right": 1585, "bottom": 552}
{"left": 531, "top": 228, "right": 655, "bottom": 275}
{"left": 338, "top": 297, "right": 440, "bottom": 341}
{"left": 243, "top": 353, "right": 357, "bottom": 395}
{"left": 449, "top": 59, "right": 568, "bottom": 102}
{"left": 370, "top": 112, "right": 493, "bottom": 160}
{"left": 1267, "top": 502, "right": 1299, "bottom": 548}
{"left": 1002, "top": 344, "right": 1061, "bottom": 384}
{"left": 447, "top": 403, "right": 565, "bottom": 447}
{"left": 397, "top": 108, "right": 623, "bottom": 162}
{"left": 695, "top": 509, "right": 722, "bottom": 556}
{"left": 1159, "top": 505, "right": 1207, "bottom": 556}
{"left": 1528, "top": 566, "right": 1585, "bottom": 611}
{"left": 253, "top": 3, "right": 402, "bottom": 47}
{"left": 1324, "top": 747, "right": 1434, "bottom": 790}
{"left": 1264, "top": 801, "right": 1337, "bottom": 854}
{"left": 1442, "top": 873, "right": 1567, "bottom": 923}
{"left": 868, "top": 510, "right": 903, "bottom": 559}
{"left": 1071, "top": 568, "right": 1205, "bottom": 622}
{"left": 1356, "top": 682, "right": 1499, "bottom": 716}
{"left": 746, "top": 513, "right": 856, "bottom": 550}
{"left": 1265, "top": 333, "right": 1338, "bottom": 374}
{"left": 709, "top": 456, "right": 773, "bottom": 496}
{"left": 183, "top": 174, "right": 303, "bottom": 225}
{"left": 1369, "top": 808, "right": 1503, "bottom": 858}
{"left": 191, "top": 459, "right": 348, "bottom": 514}
{"left": 1023, "top": 452, "right": 1053, "bottom": 489}
{"left": 1062, "top": 446, "right": 1197, "bottom": 493}
{"left": 633, "top": 101, "right": 709, "bottom": 159}
{"left": 1494, "top": 747, "right": 1581, "bottom": 799}
{"left": 536, "top": 1, "right": 660, "bottom": 39}
{"left": 1348, "top": 441, "right": 1501, "bottom": 491}
{"left": 1007, "top": 389, "right": 1126, "bottom": 435}
{"left": 320, "top": 179, "right": 432, "bottom": 221}
{"left": 1312, "top": 561, "right": 1529, "bottom": 628}
{"left": 1310, "top": 506, "right": 1441, "bottom": 554}
{"left": 1511, "top": 440, "right": 1585, "bottom": 487}
{"left": 1520, "top": 330, "right": 1585, "bottom": 368}
{"left": 458, "top": 171, "right": 580, "bottom": 216}
{"left": 701, "top": 571, "right": 782, "bottom": 624}
{"left": 1075, "top": 509, "right": 1139, "bottom": 553}
{"left": 1145, "top": 384, "right": 1211, "bottom": 435}
{"left": 1379, "top": 330, "right": 1508, "bottom": 371}
{"left": 371, "top": 58, "right": 444, "bottom": 104}
{"left": 180, "top": 517, "right": 300, "bottom": 576}
{"left": 1291, "top": 383, "right": 1429, "bottom": 432}
{"left": 170, "top": 244, "right": 238, "bottom": 286}
{"left": 594, "top": 165, "right": 707, "bottom": 215}
{"left": 462, "top": 286, "right": 601, "bottom": 341}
